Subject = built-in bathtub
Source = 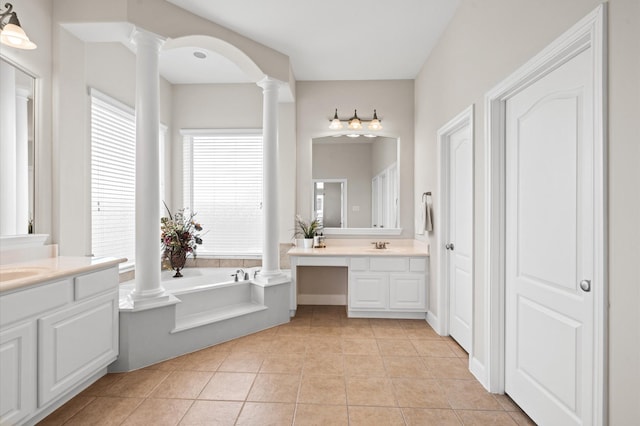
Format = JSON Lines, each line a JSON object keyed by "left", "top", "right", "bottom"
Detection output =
{"left": 113, "top": 267, "right": 291, "bottom": 372}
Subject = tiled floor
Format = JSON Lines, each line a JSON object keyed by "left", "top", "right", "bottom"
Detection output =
{"left": 39, "top": 306, "right": 536, "bottom": 425}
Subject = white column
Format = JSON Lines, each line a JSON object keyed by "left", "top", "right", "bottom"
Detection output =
{"left": 15, "top": 89, "right": 30, "bottom": 234}
{"left": 256, "top": 77, "right": 282, "bottom": 280}
{"left": 131, "top": 29, "right": 166, "bottom": 301}
{"left": 0, "top": 61, "right": 17, "bottom": 235}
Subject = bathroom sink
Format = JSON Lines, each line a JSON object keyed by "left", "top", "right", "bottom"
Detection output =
{"left": 0, "top": 268, "right": 46, "bottom": 282}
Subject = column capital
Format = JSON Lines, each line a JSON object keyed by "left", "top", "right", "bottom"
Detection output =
{"left": 257, "top": 76, "right": 283, "bottom": 92}
{"left": 131, "top": 28, "right": 165, "bottom": 51}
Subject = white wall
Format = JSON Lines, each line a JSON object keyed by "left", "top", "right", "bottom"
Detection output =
{"left": 414, "top": 0, "right": 640, "bottom": 422}
{"left": 296, "top": 80, "right": 414, "bottom": 237}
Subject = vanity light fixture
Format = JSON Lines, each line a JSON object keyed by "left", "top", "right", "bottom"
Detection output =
{"left": 0, "top": 3, "right": 37, "bottom": 50}
{"left": 328, "top": 108, "right": 383, "bottom": 132}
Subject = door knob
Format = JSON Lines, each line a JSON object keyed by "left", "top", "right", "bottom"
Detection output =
{"left": 445, "top": 243, "right": 455, "bottom": 251}
{"left": 579, "top": 279, "right": 591, "bottom": 292}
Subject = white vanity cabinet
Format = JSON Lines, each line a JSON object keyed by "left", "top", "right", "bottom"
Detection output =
{"left": 0, "top": 265, "right": 119, "bottom": 425}
{"left": 348, "top": 256, "right": 427, "bottom": 318}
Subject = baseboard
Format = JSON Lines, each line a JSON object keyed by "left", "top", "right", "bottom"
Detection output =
{"left": 470, "top": 355, "right": 489, "bottom": 391}
{"left": 426, "top": 310, "right": 443, "bottom": 335}
{"left": 297, "top": 294, "right": 347, "bottom": 305}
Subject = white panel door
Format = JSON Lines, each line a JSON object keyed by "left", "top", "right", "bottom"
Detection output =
{"left": 447, "top": 123, "right": 473, "bottom": 353}
{"left": 505, "top": 48, "right": 594, "bottom": 425}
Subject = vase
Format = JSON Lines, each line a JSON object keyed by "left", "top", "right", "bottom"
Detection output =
{"left": 169, "top": 250, "right": 187, "bottom": 278}
{"left": 301, "top": 238, "right": 314, "bottom": 249}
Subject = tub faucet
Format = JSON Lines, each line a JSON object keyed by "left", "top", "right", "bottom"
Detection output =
{"left": 237, "top": 269, "right": 249, "bottom": 281}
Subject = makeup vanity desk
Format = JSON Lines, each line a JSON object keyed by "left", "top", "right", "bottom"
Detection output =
{"left": 287, "top": 240, "right": 430, "bottom": 319}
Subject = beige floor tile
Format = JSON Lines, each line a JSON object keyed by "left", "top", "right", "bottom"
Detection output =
{"left": 179, "top": 351, "right": 228, "bottom": 372}
{"left": 383, "top": 356, "right": 432, "bottom": 378}
{"left": 342, "top": 338, "right": 380, "bottom": 355}
{"left": 402, "top": 407, "right": 462, "bottom": 425}
{"left": 260, "top": 353, "right": 304, "bottom": 374}
{"left": 423, "top": 357, "right": 474, "bottom": 379}
{"left": 404, "top": 327, "right": 443, "bottom": 340}
{"left": 342, "top": 318, "right": 371, "bottom": 328}
{"left": 276, "top": 324, "right": 311, "bottom": 336}
{"left": 267, "top": 336, "right": 307, "bottom": 354}
{"left": 294, "top": 403, "right": 349, "bottom": 425}
{"left": 412, "top": 339, "right": 458, "bottom": 357}
{"left": 344, "top": 355, "right": 386, "bottom": 377}
{"left": 303, "top": 353, "right": 345, "bottom": 376}
{"left": 104, "top": 369, "right": 170, "bottom": 397}
{"left": 372, "top": 326, "right": 408, "bottom": 339}
{"left": 147, "top": 355, "right": 191, "bottom": 372}
{"left": 235, "top": 402, "right": 295, "bottom": 425}
{"left": 305, "top": 336, "right": 343, "bottom": 353}
{"left": 347, "top": 406, "right": 405, "bottom": 426}
{"left": 346, "top": 377, "right": 397, "bottom": 406}
{"left": 392, "top": 378, "right": 450, "bottom": 408}
{"left": 218, "top": 352, "right": 264, "bottom": 373}
{"left": 509, "top": 410, "right": 537, "bottom": 425}
{"left": 198, "top": 372, "right": 256, "bottom": 401}
{"left": 298, "top": 375, "right": 347, "bottom": 405}
{"left": 494, "top": 393, "right": 521, "bottom": 411}
{"left": 247, "top": 373, "right": 300, "bottom": 403}
{"left": 79, "top": 374, "right": 124, "bottom": 397}
{"left": 64, "top": 396, "right": 143, "bottom": 425}
{"left": 232, "top": 335, "right": 274, "bottom": 353}
{"left": 37, "top": 396, "right": 95, "bottom": 425}
{"left": 446, "top": 339, "right": 469, "bottom": 358}
{"left": 308, "top": 326, "right": 343, "bottom": 336}
{"left": 179, "top": 400, "right": 242, "bottom": 425}
{"left": 150, "top": 371, "right": 213, "bottom": 399}
{"left": 369, "top": 319, "right": 403, "bottom": 328}
{"left": 439, "top": 379, "right": 502, "bottom": 410}
{"left": 311, "top": 317, "right": 343, "bottom": 327}
{"left": 341, "top": 326, "right": 375, "bottom": 338}
{"left": 455, "top": 410, "right": 518, "bottom": 425}
{"left": 377, "top": 338, "right": 419, "bottom": 356}
{"left": 121, "top": 398, "right": 193, "bottom": 426}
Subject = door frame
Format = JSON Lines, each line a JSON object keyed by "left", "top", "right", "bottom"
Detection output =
{"left": 312, "top": 178, "right": 347, "bottom": 228}
{"left": 483, "top": 4, "right": 607, "bottom": 423}
{"left": 434, "top": 105, "right": 474, "bottom": 341}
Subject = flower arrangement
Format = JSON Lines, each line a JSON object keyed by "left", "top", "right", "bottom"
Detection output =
{"left": 294, "top": 214, "right": 321, "bottom": 239}
{"left": 161, "top": 202, "right": 203, "bottom": 276}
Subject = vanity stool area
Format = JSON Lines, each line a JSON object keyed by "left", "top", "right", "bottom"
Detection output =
{"left": 288, "top": 240, "right": 429, "bottom": 319}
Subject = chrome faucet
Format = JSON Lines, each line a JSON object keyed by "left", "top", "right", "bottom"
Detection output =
{"left": 237, "top": 269, "right": 249, "bottom": 280}
{"left": 371, "top": 241, "right": 390, "bottom": 249}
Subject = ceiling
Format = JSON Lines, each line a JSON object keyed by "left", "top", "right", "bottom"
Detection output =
{"left": 164, "top": 0, "right": 461, "bottom": 84}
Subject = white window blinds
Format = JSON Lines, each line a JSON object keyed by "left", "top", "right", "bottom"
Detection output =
{"left": 90, "top": 90, "right": 136, "bottom": 264}
{"left": 183, "top": 131, "right": 263, "bottom": 256}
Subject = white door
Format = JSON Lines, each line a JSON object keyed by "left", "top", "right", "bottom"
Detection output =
{"left": 446, "top": 124, "right": 473, "bottom": 353}
{"left": 505, "top": 47, "right": 594, "bottom": 425}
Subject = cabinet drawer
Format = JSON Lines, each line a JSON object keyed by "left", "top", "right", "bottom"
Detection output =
{"left": 38, "top": 293, "right": 118, "bottom": 406}
{"left": 74, "top": 267, "right": 118, "bottom": 300}
{"left": 0, "top": 279, "right": 72, "bottom": 326}
{"left": 350, "top": 257, "right": 369, "bottom": 271}
{"left": 409, "top": 258, "right": 427, "bottom": 272}
{"left": 369, "top": 257, "right": 408, "bottom": 272}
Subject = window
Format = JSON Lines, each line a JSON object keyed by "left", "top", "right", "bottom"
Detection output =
{"left": 183, "top": 130, "right": 263, "bottom": 256}
{"left": 91, "top": 90, "right": 136, "bottom": 264}
{"left": 90, "top": 89, "right": 166, "bottom": 267}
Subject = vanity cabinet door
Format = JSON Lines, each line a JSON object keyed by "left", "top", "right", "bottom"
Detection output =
{"left": 0, "top": 321, "right": 36, "bottom": 425}
{"left": 38, "top": 292, "right": 118, "bottom": 406}
{"left": 349, "top": 273, "right": 389, "bottom": 310}
{"left": 389, "top": 273, "right": 426, "bottom": 310}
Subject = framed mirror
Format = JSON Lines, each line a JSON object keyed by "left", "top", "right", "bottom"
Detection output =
{"left": 312, "top": 135, "right": 400, "bottom": 234}
{"left": 0, "top": 56, "right": 36, "bottom": 236}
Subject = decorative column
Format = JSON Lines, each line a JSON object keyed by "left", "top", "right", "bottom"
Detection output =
{"left": 131, "top": 29, "right": 167, "bottom": 302}
{"left": 0, "top": 61, "right": 17, "bottom": 235}
{"left": 256, "top": 77, "right": 283, "bottom": 281}
{"left": 15, "top": 89, "right": 30, "bottom": 234}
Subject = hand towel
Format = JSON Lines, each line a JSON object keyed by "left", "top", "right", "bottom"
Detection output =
{"left": 425, "top": 194, "right": 433, "bottom": 232}
{"left": 417, "top": 198, "right": 426, "bottom": 235}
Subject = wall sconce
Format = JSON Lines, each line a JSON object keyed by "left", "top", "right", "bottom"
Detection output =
{"left": 329, "top": 109, "right": 383, "bottom": 132}
{"left": 0, "top": 3, "right": 37, "bottom": 50}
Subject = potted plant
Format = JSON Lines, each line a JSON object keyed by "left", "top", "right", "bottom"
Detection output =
{"left": 161, "top": 202, "right": 203, "bottom": 277}
{"left": 294, "top": 214, "right": 320, "bottom": 249}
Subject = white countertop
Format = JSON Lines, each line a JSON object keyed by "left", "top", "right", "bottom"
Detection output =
{"left": 288, "top": 239, "right": 429, "bottom": 257}
{"left": 0, "top": 256, "right": 126, "bottom": 293}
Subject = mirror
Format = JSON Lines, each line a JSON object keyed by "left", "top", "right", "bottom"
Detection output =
{"left": 312, "top": 135, "right": 399, "bottom": 231}
{"left": 0, "top": 57, "right": 35, "bottom": 235}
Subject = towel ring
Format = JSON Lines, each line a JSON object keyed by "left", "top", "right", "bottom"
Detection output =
{"left": 422, "top": 192, "right": 431, "bottom": 202}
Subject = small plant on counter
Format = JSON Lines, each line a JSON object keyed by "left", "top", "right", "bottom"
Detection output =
{"left": 294, "top": 214, "right": 321, "bottom": 239}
